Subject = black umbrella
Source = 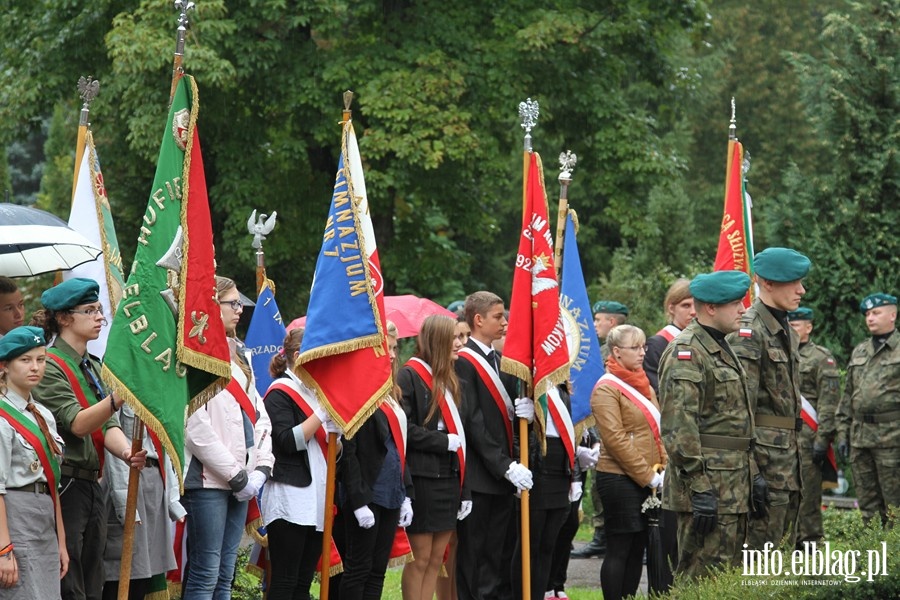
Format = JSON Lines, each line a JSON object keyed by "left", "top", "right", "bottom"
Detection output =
{"left": 644, "top": 478, "right": 669, "bottom": 594}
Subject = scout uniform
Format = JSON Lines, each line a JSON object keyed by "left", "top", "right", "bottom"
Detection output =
{"left": 0, "top": 326, "right": 65, "bottom": 599}
{"left": 836, "top": 293, "right": 900, "bottom": 525}
{"left": 726, "top": 248, "right": 809, "bottom": 549}
{"left": 787, "top": 308, "right": 840, "bottom": 544}
{"left": 32, "top": 279, "right": 122, "bottom": 600}
{"left": 659, "top": 270, "right": 758, "bottom": 580}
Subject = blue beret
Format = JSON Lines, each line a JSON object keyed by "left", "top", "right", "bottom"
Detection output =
{"left": 592, "top": 300, "right": 629, "bottom": 316}
{"left": 41, "top": 278, "right": 100, "bottom": 311}
{"left": 787, "top": 307, "right": 814, "bottom": 321}
{"left": 754, "top": 247, "right": 811, "bottom": 282}
{"left": 690, "top": 271, "right": 750, "bottom": 305}
{"left": 0, "top": 326, "right": 46, "bottom": 362}
{"left": 446, "top": 300, "right": 465, "bottom": 313}
{"left": 860, "top": 293, "right": 897, "bottom": 314}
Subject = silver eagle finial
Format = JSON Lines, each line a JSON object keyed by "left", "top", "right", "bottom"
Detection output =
{"left": 247, "top": 210, "right": 278, "bottom": 249}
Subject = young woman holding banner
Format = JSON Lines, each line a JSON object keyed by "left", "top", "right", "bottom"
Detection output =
{"left": 399, "top": 315, "right": 468, "bottom": 600}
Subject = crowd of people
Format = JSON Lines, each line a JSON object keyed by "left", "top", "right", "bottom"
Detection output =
{"left": 0, "top": 242, "right": 896, "bottom": 599}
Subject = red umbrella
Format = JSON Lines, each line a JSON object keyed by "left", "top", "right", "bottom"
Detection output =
{"left": 286, "top": 295, "right": 455, "bottom": 338}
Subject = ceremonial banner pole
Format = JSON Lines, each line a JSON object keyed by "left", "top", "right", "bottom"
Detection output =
{"left": 71, "top": 77, "right": 98, "bottom": 203}
{"left": 248, "top": 209, "right": 277, "bottom": 296}
{"left": 119, "top": 3, "right": 195, "bottom": 598}
{"left": 318, "top": 90, "right": 356, "bottom": 600}
{"left": 517, "top": 98, "right": 538, "bottom": 600}
{"left": 554, "top": 151, "right": 576, "bottom": 277}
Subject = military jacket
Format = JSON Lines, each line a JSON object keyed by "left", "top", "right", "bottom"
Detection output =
{"left": 837, "top": 330, "right": 900, "bottom": 448}
{"left": 659, "top": 321, "right": 755, "bottom": 514}
{"left": 727, "top": 299, "right": 802, "bottom": 491}
{"left": 797, "top": 341, "right": 840, "bottom": 449}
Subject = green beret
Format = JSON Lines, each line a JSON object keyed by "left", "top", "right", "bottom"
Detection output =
{"left": 754, "top": 247, "right": 811, "bottom": 282}
{"left": 689, "top": 271, "right": 750, "bottom": 305}
{"left": 860, "top": 292, "right": 897, "bottom": 314}
{"left": 787, "top": 307, "right": 814, "bottom": 321}
{"left": 0, "top": 326, "right": 46, "bottom": 361}
{"left": 592, "top": 300, "right": 629, "bottom": 316}
{"left": 41, "top": 278, "right": 100, "bottom": 311}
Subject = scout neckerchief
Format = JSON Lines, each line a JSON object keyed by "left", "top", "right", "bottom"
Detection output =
{"left": 406, "top": 357, "right": 466, "bottom": 486}
{"left": 267, "top": 379, "right": 327, "bottom": 457}
{"left": 380, "top": 399, "right": 408, "bottom": 475}
{"left": 0, "top": 398, "right": 61, "bottom": 508}
{"left": 458, "top": 346, "right": 513, "bottom": 453}
{"left": 47, "top": 350, "right": 106, "bottom": 471}
{"left": 595, "top": 372, "right": 663, "bottom": 458}
{"left": 546, "top": 387, "right": 575, "bottom": 469}
{"left": 656, "top": 325, "right": 681, "bottom": 343}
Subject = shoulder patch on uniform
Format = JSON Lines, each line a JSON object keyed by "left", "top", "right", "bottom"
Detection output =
{"left": 677, "top": 349, "right": 692, "bottom": 360}
{"left": 826, "top": 357, "right": 835, "bottom": 366}
{"left": 739, "top": 327, "right": 753, "bottom": 338}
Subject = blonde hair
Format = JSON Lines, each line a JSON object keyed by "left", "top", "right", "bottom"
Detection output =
{"left": 386, "top": 320, "right": 401, "bottom": 400}
{"left": 663, "top": 278, "right": 692, "bottom": 324}
{"left": 607, "top": 324, "right": 646, "bottom": 351}
{"left": 216, "top": 276, "right": 251, "bottom": 387}
{"left": 415, "top": 315, "right": 461, "bottom": 422}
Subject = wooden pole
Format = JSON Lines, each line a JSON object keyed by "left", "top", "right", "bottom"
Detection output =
{"left": 319, "top": 433, "right": 338, "bottom": 599}
{"left": 554, "top": 151, "right": 575, "bottom": 278}
{"left": 117, "top": 418, "right": 144, "bottom": 600}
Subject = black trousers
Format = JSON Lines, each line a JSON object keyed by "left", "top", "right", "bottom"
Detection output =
{"left": 600, "top": 531, "right": 647, "bottom": 600}
{"left": 101, "top": 578, "right": 150, "bottom": 600}
{"left": 511, "top": 502, "right": 569, "bottom": 600}
{"left": 457, "top": 490, "right": 515, "bottom": 600}
{"left": 339, "top": 504, "right": 400, "bottom": 600}
{"left": 61, "top": 476, "right": 108, "bottom": 600}
{"left": 266, "top": 519, "right": 323, "bottom": 600}
{"left": 547, "top": 500, "right": 580, "bottom": 592}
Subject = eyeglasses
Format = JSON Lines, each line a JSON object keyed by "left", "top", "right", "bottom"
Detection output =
{"left": 219, "top": 299, "right": 243, "bottom": 311}
{"left": 69, "top": 307, "right": 105, "bottom": 318}
{"left": 619, "top": 345, "right": 648, "bottom": 353}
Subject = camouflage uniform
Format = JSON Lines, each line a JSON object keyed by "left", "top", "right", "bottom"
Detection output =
{"left": 727, "top": 299, "right": 802, "bottom": 548}
{"left": 796, "top": 341, "right": 840, "bottom": 543}
{"left": 836, "top": 330, "right": 900, "bottom": 524}
{"left": 659, "top": 321, "right": 756, "bottom": 580}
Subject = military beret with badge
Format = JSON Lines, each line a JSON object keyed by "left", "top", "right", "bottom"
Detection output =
{"left": 0, "top": 326, "right": 46, "bottom": 361}
{"left": 859, "top": 292, "right": 897, "bottom": 314}
{"left": 592, "top": 300, "right": 629, "bottom": 316}
{"left": 754, "top": 247, "right": 811, "bottom": 282}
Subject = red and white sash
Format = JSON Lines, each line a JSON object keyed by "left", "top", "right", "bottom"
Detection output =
{"left": 406, "top": 358, "right": 466, "bottom": 486}
{"left": 266, "top": 379, "right": 328, "bottom": 457}
{"left": 546, "top": 387, "right": 575, "bottom": 468}
{"left": 656, "top": 325, "right": 681, "bottom": 343}
{"left": 380, "top": 399, "right": 408, "bottom": 475}
{"left": 800, "top": 395, "right": 838, "bottom": 472}
{"left": 458, "top": 347, "right": 513, "bottom": 453}
{"left": 595, "top": 373, "right": 662, "bottom": 456}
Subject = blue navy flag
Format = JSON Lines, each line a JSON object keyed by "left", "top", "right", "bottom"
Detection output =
{"left": 245, "top": 283, "right": 286, "bottom": 397}
{"left": 559, "top": 210, "right": 605, "bottom": 426}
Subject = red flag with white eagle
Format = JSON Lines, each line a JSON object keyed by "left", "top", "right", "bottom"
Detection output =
{"left": 501, "top": 152, "right": 570, "bottom": 439}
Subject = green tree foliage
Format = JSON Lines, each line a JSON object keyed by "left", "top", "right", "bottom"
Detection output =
{"left": 1, "top": 0, "right": 713, "bottom": 322}
{"left": 0, "top": 146, "right": 11, "bottom": 200}
{"left": 36, "top": 102, "right": 78, "bottom": 216}
{"left": 770, "top": 0, "right": 899, "bottom": 361}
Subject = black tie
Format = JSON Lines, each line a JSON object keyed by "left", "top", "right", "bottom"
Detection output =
{"left": 80, "top": 358, "right": 107, "bottom": 402}
{"left": 486, "top": 350, "right": 499, "bottom": 373}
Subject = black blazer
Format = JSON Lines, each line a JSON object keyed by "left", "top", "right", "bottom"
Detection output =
{"left": 263, "top": 377, "right": 316, "bottom": 488}
{"left": 339, "top": 406, "right": 414, "bottom": 511}
{"left": 398, "top": 364, "right": 464, "bottom": 481}
{"left": 454, "top": 340, "right": 520, "bottom": 495}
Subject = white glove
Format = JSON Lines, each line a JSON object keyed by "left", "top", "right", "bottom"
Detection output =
{"left": 514, "top": 397, "right": 535, "bottom": 423}
{"left": 234, "top": 477, "right": 260, "bottom": 502}
{"left": 649, "top": 471, "right": 664, "bottom": 490}
{"left": 447, "top": 433, "right": 462, "bottom": 452}
{"left": 398, "top": 497, "right": 414, "bottom": 527}
{"left": 575, "top": 446, "right": 600, "bottom": 470}
{"left": 504, "top": 461, "right": 533, "bottom": 491}
{"left": 354, "top": 505, "right": 376, "bottom": 529}
{"left": 248, "top": 469, "right": 267, "bottom": 490}
{"left": 314, "top": 406, "right": 329, "bottom": 422}
{"left": 568, "top": 481, "right": 583, "bottom": 502}
{"left": 457, "top": 500, "right": 473, "bottom": 521}
{"left": 322, "top": 416, "right": 342, "bottom": 436}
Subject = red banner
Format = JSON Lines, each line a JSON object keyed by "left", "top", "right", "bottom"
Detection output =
{"left": 713, "top": 139, "right": 754, "bottom": 306}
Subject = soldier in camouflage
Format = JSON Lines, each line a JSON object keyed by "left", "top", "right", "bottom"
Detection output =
{"left": 787, "top": 307, "right": 841, "bottom": 545}
{"left": 727, "top": 247, "right": 810, "bottom": 549}
{"left": 659, "top": 270, "right": 768, "bottom": 580}
{"left": 836, "top": 293, "right": 900, "bottom": 526}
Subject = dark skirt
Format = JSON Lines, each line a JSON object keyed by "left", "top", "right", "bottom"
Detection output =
{"left": 531, "top": 437, "right": 571, "bottom": 511}
{"left": 407, "top": 475, "right": 460, "bottom": 533}
{"left": 597, "top": 471, "right": 649, "bottom": 535}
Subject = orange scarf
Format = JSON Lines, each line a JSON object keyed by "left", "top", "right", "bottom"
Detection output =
{"left": 605, "top": 357, "right": 653, "bottom": 400}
